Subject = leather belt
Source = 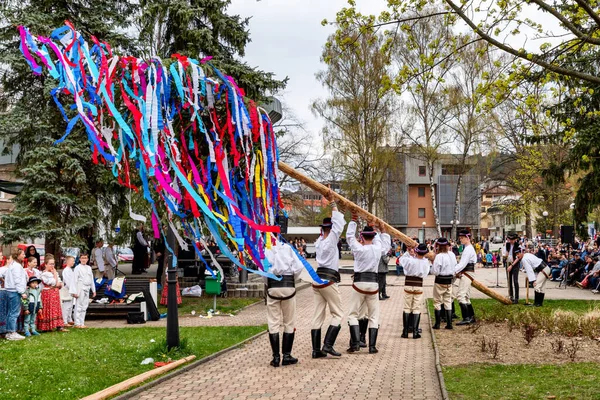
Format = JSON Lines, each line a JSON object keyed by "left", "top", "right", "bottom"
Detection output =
{"left": 267, "top": 275, "right": 295, "bottom": 289}
{"left": 435, "top": 275, "right": 453, "bottom": 285}
{"left": 534, "top": 261, "right": 548, "bottom": 274}
{"left": 316, "top": 267, "right": 341, "bottom": 283}
{"left": 404, "top": 289, "right": 423, "bottom": 295}
{"left": 352, "top": 284, "right": 379, "bottom": 295}
{"left": 405, "top": 276, "right": 423, "bottom": 287}
{"left": 353, "top": 272, "right": 378, "bottom": 283}
{"left": 312, "top": 281, "right": 334, "bottom": 289}
{"left": 464, "top": 263, "right": 475, "bottom": 272}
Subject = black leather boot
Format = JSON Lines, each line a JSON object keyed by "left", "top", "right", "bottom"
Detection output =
{"left": 269, "top": 333, "right": 280, "bottom": 367}
{"left": 467, "top": 303, "right": 476, "bottom": 324}
{"left": 368, "top": 328, "right": 379, "bottom": 353}
{"left": 322, "top": 325, "right": 342, "bottom": 357}
{"left": 401, "top": 312, "right": 411, "bottom": 338}
{"left": 358, "top": 318, "right": 368, "bottom": 348}
{"left": 282, "top": 332, "right": 298, "bottom": 366}
{"left": 433, "top": 309, "right": 441, "bottom": 329}
{"left": 413, "top": 313, "right": 422, "bottom": 339}
{"left": 456, "top": 303, "right": 470, "bottom": 326}
{"left": 311, "top": 329, "right": 327, "bottom": 359}
{"left": 539, "top": 292, "right": 545, "bottom": 307}
{"left": 451, "top": 302, "right": 459, "bottom": 319}
{"left": 445, "top": 309, "right": 453, "bottom": 329}
{"left": 347, "top": 324, "right": 361, "bottom": 353}
{"left": 440, "top": 304, "right": 447, "bottom": 322}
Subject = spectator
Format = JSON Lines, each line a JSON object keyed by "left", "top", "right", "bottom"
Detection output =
{"left": 91, "top": 238, "right": 105, "bottom": 279}
{"left": 22, "top": 276, "right": 42, "bottom": 337}
{"left": 104, "top": 240, "right": 117, "bottom": 281}
{"left": 73, "top": 253, "right": 96, "bottom": 329}
{"left": 1, "top": 249, "right": 27, "bottom": 340}
{"left": 37, "top": 254, "right": 67, "bottom": 332}
{"left": 25, "top": 246, "right": 40, "bottom": 269}
{"left": 153, "top": 231, "right": 166, "bottom": 288}
{"left": 132, "top": 224, "right": 149, "bottom": 274}
{"left": 551, "top": 253, "right": 567, "bottom": 281}
{"left": 60, "top": 256, "right": 76, "bottom": 327}
{"left": 485, "top": 251, "right": 493, "bottom": 268}
{"left": 24, "top": 256, "right": 41, "bottom": 279}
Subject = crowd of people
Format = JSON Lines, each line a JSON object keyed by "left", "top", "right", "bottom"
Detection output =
{"left": 0, "top": 247, "right": 100, "bottom": 340}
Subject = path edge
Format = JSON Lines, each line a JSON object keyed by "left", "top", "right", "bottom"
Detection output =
{"left": 112, "top": 329, "right": 268, "bottom": 400}
{"left": 427, "top": 303, "right": 450, "bottom": 400}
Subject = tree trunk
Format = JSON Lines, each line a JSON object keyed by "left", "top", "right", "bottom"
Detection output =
{"left": 428, "top": 162, "right": 442, "bottom": 237}
{"left": 451, "top": 174, "right": 463, "bottom": 239}
{"left": 45, "top": 235, "right": 62, "bottom": 268}
{"left": 525, "top": 202, "right": 533, "bottom": 239}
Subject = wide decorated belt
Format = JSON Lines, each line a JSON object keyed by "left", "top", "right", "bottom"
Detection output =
{"left": 267, "top": 275, "right": 295, "bottom": 289}
{"left": 316, "top": 267, "right": 341, "bottom": 283}
{"left": 435, "top": 275, "right": 453, "bottom": 285}
{"left": 353, "top": 272, "right": 378, "bottom": 283}
{"left": 405, "top": 276, "right": 423, "bottom": 287}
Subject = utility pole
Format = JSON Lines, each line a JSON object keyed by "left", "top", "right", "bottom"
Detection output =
{"left": 166, "top": 223, "right": 180, "bottom": 350}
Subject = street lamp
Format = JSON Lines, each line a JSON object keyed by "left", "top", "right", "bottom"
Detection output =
{"left": 421, "top": 221, "right": 426, "bottom": 243}
{"left": 542, "top": 211, "right": 549, "bottom": 239}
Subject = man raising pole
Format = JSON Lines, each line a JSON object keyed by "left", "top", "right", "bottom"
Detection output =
{"left": 311, "top": 190, "right": 346, "bottom": 359}
{"left": 455, "top": 230, "right": 478, "bottom": 326}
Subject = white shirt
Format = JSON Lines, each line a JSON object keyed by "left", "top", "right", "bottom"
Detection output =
{"left": 346, "top": 221, "right": 392, "bottom": 273}
{"left": 41, "top": 271, "right": 60, "bottom": 289}
{"left": 62, "top": 267, "right": 76, "bottom": 294}
{"left": 520, "top": 253, "right": 543, "bottom": 282}
{"left": 265, "top": 241, "right": 304, "bottom": 278}
{"left": 2, "top": 261, "right": 27, "bottom": 294}
{"left": 105, "top": 246, "right": 117, "bottom": 268}
{"left": 432, "top": 252, "right": 457, "bottom": 276}
{"left": 315, "top": 210, "right": 346, "bottom": 271}
{"left": 400, "top": 253, "right": 431, "bottom": 278}
{"left": 74, "top": 264, "right": 96, "bottom": 293}
{"left": 94, "top": 247, "right": 105, "bottom": 272}
{"left": 503, "top": 243, "right": 517, "bottom": 263}
{"left": 137, "top": 231, "right": 149, "bottom": 247}
{"left": 455, "top": 244, "right": 477, "bottom": 274}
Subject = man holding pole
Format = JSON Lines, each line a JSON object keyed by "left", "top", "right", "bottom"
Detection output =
{"left": 503, "top": 233, "right": 521, "bottom": 304}
{"left": 311, "top": 194, "right": 346, "bottom": 359}
{"left": 346, "top": 214, "right": 391, "bottom": 354}
{"left": 508, "top": 248, "right": 549, "bottom": 307}
{"left": 455, "top": 230, "right": 478, "bottom": 326}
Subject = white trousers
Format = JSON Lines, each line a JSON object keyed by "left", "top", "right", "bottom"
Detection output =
{"left": 358, "top": 299, "right": 368, "bottom": 319}
{"left": 62, "top": 299, "right": 74, "bottom": 324}
{"left": 433, "top": 283, "right": 452, "bottom": 310}
{"left": 456, "top": 274, "right": 472, "bottom": 304}
{"left": 266, "top": 288, "right": 296, "bottom": 334}
{"left": 311, "top": 283, "right": 344, "bottom": 329}
{"left": 403, "top": 286, "right": 424, "bottom": 314}
{"left": 534, "top": 266, "right": 552, "bottom": 293}
{"left": 347, "top": 282, "right": 379, "bottom": 328}
{"left": 75, "top": 288, "right": 91, "bottom": 327}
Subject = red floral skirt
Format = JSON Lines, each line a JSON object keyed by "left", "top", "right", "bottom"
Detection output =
{"left": 37, "top": 288, "right": 64, "bottom": 331}
{"left": 160, "top": 281, "right": 182, "bottom": 305}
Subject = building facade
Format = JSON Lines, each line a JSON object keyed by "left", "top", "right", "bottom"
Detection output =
{"left": 385, "top": 152, "right": 480, "bottom": 242}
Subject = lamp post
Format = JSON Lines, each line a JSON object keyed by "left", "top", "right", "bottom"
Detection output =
{"left": 421, "top": 221, "right": 426, "bottom": 243}
{"left": 570, "top": 203, "right": 576, "bottom": 244}
{"left": 542, "top": 211, "right": 549, "bottom": 240}
{"left": 166, "top": 223, "right": 180, "bottom": 350}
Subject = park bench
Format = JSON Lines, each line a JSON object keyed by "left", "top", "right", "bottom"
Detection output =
{"left": 87, "top": 277, "right": 157, "bottom": 319}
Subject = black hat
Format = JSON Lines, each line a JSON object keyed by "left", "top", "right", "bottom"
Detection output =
{"left": 361, "top": 226, "right": 377, "bottom": 238}
{"left": 27, "top": 276, "right": 42, "bottom": 286}
{"left": 415, "top": 243, "right": 429, "bottom": 254}
{"left": 320, "top": 217, "right": 333, "bottom": 228}
{"left": 436, "top": 237, "right": 449, "bottom": 246}
{"left": 458, "top": 229, "right": 471, "bottom": 238}
{"left": 507, "top": 233, "right": 518, "bottom": 240}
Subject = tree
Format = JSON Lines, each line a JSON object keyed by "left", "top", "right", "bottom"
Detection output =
{"left": 393, "top": 10, "right": 458, "bottom": 236}
{"left": 0, "top": 0, "right": 135, "bottom": 256}
{"left": 313, "top": 29, "right": 398, "bottom": 214}
{"left": 137, "top": 0, "right": 287, "bottom": 101}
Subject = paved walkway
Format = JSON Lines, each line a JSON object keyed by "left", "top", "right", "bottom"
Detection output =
{"left": 130, "top": 281, "right": 442, "bottom": 400}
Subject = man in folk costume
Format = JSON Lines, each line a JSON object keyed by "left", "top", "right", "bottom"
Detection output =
{"left": 431, "top": 238, "right": 457, "bottom": 330}
{"left": 508, "top": 248, "right": 550, "bottom": 307}
{"left": 265, "top": 238, "right": 304, "bottom": 367}
{"left": 311, "top": 197, "right": 346, "bottom": 359}
{"left": 455, "top": 229, "right": 478, "bottom": 326}
{"left": 399, "top": 243, "right": 431, "bottom": 338}
{"left": 346, "top": 215, "right": 391, "bottom": 353}
{"left": 503, "top": 233, "right": 521, "bottom": 304}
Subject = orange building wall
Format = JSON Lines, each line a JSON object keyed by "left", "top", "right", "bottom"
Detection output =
{"left": 407, "top": 184, "right": 436, "bottom": 227}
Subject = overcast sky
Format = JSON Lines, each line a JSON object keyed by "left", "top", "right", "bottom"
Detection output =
{"left": 228, "top": 0, "right": 387, "bottom": 143}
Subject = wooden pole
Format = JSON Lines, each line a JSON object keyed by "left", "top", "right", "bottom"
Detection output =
{"left": 278, "top": 161, "right": 513, "bottom": 306}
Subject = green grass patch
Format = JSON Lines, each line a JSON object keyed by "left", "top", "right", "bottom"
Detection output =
{"left": 0, "top": 325, "right": 266, "bottom": 400}
{"left": 443, "top": 362, "right": 600, "bottom": 400}
{"left": 158, "top": 296, "right": 261, "bottom": 316}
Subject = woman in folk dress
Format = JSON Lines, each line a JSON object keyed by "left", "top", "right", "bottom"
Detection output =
{"left": 37, "top": 255, "right": 67, "bottom": 332}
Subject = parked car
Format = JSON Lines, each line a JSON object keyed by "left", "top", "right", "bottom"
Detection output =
{"left": 17, "top": 243, "right": 45, "bottom": 265}
{"left": 489, "top": 236, "right": 505, "bottom": 254}
{"left": 116, "top": 247, "right": 134, "bottom": 262}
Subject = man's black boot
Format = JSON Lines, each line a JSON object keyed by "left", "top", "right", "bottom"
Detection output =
{"left": 401, "top": 312, "right": 411, "bottom": 338}
{"left": 281, "top": 332, "right": 298, "bottom": 366}
{"left": 451, "top": 302, "right": 459, "bottom": 319}
{"left": 311, "top": 329, "right": 327, "bottom": 359}
{"left": 433, "top": 309, "right": 441, "bottom": 329}
{"left": 347, "top": 324, "right": 361, "bottom": 353}
{"left": 358, "top": 318, "right": 368, "bottom": 348}
{"left": 456, "top": 303, "right": 471, "bottom": 326}
{"left": 322, "top": 325, "right": 342, "bottom": 357}
{"left": 413, "top": 313, "right": 422, "bottom": 339}
{"left": 445, "top": 309, "right": 453, "bottom": 329}
{"left": 269, "top": 333, "right": 280, "bottom": 367}
{"left": 467, "top": 303, "right": 476, "bottom": 324}
{"left": 368, "top": 328, "right": 379, "bottom": 354}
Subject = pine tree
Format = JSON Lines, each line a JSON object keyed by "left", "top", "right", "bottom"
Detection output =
{"left": 137, "top": 0, "right": 287, "bottom": 100}
{"left": 0, "top": 1, "right": 135, "bottom": 255}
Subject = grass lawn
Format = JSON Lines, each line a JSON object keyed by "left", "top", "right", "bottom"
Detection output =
{"left": 444, "top": 362, "right": 600, "bottom": 400}
{"left": 0, "top": 325, "right": 266, "bottom": 400}
{"left": 157, "top": 296, "right": 261, "bottom": 316}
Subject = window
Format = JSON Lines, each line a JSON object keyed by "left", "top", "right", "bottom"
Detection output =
{"left": 418, "top": 187, "right": 425, "bottom": 197}
{"left": 441, "top": 164, "right": 462, "bottom": 175}
{"left": 418, "top": 165, "right": 426, "bottom": 176}
{"left": 418, "top": 208, "right": 426, "bottom": 218}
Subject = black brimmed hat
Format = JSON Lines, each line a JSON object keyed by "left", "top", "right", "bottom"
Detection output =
{"left": 436, "top": 237, "right": 449, "bottom": 246}
{"left": 320, "top": 217, "right": 333, "bottom": 228}
{"left": 458, "top": 229, "right": 471, "bottom": 238}
{"left": 415, "top": 243, "right": 429, "bottom": 254}
{"left": 27, "top": 276, "right": 42, "bottom": 286}
{"left": 361, "top": 225, "right": 377, "bottom": 238}
{"left": 507, "top": 233, "right": 518, "bottom": 240}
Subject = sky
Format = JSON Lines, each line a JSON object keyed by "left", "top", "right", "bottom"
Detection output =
{"left": 228, "top": 0, "right": 387, "bottom": 142}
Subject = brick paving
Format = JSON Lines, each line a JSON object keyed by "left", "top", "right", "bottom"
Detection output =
{"left": 129, "top": 279, "right": 442, "bottom": 400}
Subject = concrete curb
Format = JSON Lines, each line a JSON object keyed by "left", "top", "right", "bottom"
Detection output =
{"left": 427, "top": 303, "right": 450, "bottom": 400}
{"left": 112, "top": 329, "right": 268, "bottom": 400}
